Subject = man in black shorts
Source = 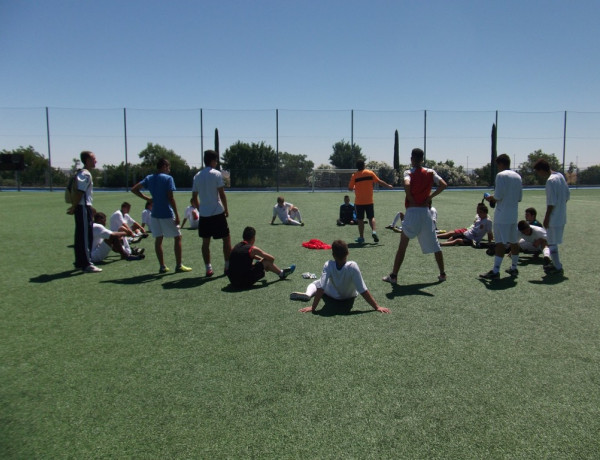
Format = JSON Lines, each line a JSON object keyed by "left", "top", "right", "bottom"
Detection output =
{"left": 192, "top": 150, "right": 231, "bottom": 277}
{"left": 227, "top": 227, "right": 295, "bottom": 288}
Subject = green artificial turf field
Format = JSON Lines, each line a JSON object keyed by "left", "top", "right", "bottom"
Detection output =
{"left": 1, "top": 189, "right": 599, "bottom": 458}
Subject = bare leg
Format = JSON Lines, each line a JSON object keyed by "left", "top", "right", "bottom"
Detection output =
{"left": 369, "top": 217, "right": 376, "bottom": 232}
{"left": 202, "top": 237, "right": 211, "bottom": 265}
{"left": 155, "top": 236, "right": 165, "bottom": 267}
{"left": 434, "top": 250, "right": 445, "bottom": 275}
{"left": 392, "top": 233, "right": 410, "bottom": 275}
{"left": 222, "top": 235, "right": 231, "bottom": 261}
{"left": 357, "top": 220, "right": 365, "bottom": 238}
{"left": 106, "top": 235, "right": 130, "bottom": 258}
{"left": 261, "top": 258, "right": 281, "bottom": 275}
{"left": 174, "top": 235, "right": 183, "bottom": 266}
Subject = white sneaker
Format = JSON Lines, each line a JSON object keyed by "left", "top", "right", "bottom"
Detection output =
{"left": 83, "top": 265, "right": 102, "bottom": 273}
{"left": 290, "top": 292, "right": 311, "bottom": 301}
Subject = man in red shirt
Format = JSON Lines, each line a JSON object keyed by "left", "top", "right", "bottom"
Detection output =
{"left": 348, "top": 160, "right": 393, "bottom": 243}
{"left": 383, "top": 148, "right": 447, "bottom": 285}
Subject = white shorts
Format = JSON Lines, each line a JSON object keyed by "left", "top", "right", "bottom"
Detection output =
{"left": 546, "top": 226, "right": 564, "bottom": 245}
{"left": 493, "top": 222, "right": 518, "bottom": 244}
{"left": 402, "top": 207, "right": 441, "bottom": 254}
{"left": 151, "top": 217, "right": 181, "bottom": 238}
{"left": 91, "top": 242, "right": 111, "bottom": 263}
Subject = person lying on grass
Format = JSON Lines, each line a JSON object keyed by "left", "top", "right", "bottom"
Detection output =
{"left": 293, "top": 239, "right": 390, "bottom": 314}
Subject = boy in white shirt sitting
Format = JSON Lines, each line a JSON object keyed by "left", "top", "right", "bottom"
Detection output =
{"left": 294, "top": 239, "right": 389, "bottom": 314}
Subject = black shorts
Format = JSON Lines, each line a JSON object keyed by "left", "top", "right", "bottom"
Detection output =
{"left": 355, "top": 204, "right": 374, "bottom": 220}
{"left": 228, "top": 261, "right": 265, "bottom": 288}
{"left": 198, "top": 213, "right": 230, "bottom": 239}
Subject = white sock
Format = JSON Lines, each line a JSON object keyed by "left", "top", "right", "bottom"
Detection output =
{"left": 549, "top": 244, "right": 562, "bottom": 269}
{"left": 493, "top": 256, "right": 503, "bottom": 273}
{"left": 511, "top": 254, "right": 519, "bottom": 270}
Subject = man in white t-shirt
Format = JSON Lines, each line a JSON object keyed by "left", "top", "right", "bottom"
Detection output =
{"left": 110, "top": 202, "right": 148, "bottom": 241}
{"left": 271, "top": 196, "right": 304, "bottom": 226}
{"left": 534, "top": 159, "right": 570, "bottom": 275}
{"left": 439, "top": 203, "right": 493, "bottom": 247}
{"left": 141, "top": 201, "right": 152, "bottom": 232}
{"left": 294, "top": 240, "right": 389, "bottom": 314}
{"left": 91, "top": 212, "right": 145, "bottom": 264}
{"left": 481, "top": 154, "right": 523, "bottom": 279}
{"left": 191, "top": 150, "right": 231, "bottom": 277}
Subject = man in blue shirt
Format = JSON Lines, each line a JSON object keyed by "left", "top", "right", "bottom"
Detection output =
{"left": 131, "top": 158, "right": 192, "bottom": 274}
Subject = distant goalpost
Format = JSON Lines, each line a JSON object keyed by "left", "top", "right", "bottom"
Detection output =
{"left": 311, "top": 168, "right": 384, "bottom": 192}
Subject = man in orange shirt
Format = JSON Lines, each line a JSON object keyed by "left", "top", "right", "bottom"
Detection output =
{"left": 348, "top": 160, "right": 394, "bottom": 243}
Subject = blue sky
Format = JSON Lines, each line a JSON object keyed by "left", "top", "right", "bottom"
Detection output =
{"left": 1, "top": 0, "right": 599, "bottom": 170}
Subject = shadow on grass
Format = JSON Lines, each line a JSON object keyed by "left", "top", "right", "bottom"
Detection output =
{"left": 99, "top": 273, "right": 165, "bottom": 285}
{"left": 314, "top": 296, "right": 374, "bottom": 317}
{"left": 347, "top": 242, "right": 381, "bottom": 250}
{"left": 477, "top": 276, "right": 518, "bottom": 290}
{"left": 528, "top": 273, "right": 569, "bottom": 285}
{"left": 384, "top": 281, "right": 439, "bottom": 299}
{"left": 29, "top": 269, "right": 83, "bottom": 283}
{"left": 162, "top": 273, "right": 227, "bottom": 289}
{"left": 221, "top": 278, "right": 282, "bottom": 292}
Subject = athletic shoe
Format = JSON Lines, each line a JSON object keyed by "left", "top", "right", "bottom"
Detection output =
{"left": 176, "top": 265, "right": 192, "bottom": 273}
{"left": 300, "top": 222, "right": 305, "bottom": 227}
{"left": 392, "top": 227, "right": 402, "bottom": 233}
{"left": 355, "top": 237, "right": 365, "bottom": 244}
{"left": 129, "top": 236, "right": 142, "bottom": 244}
{"left": 83, "top": 265, "right": 102, "bottom": 273}
{"left": 544, "top": 266, "right": 564, "bottom": 275}
{"left": 280, "top": 264, "right": 296, "bottom": 279}
{"left": 126, "top": 254, "right": 145, "bottom": 261}
{"left": 385, "top": 224, "right": 394, "bottom": 229}
{"left": 159, "top": 266, "right": 170, "bottom": 274}
{"left": 479, "top": 270, "right": 500, "bottom": 279}
{"left": 438, "top": 273, "right": 447, "bottom": 282}
{"left": 372, "top": 233, "right": 379, "bottom": 243}
{"left": 141, "top": 233, "right": 149, "bottom": 239}
{"left": 290, "top": 292, "right": 311, "bottom": 301}
{"left": 205, "top": 269, "right": 214, "bottom": 277}
{"left": 131, "top": 247, "right": 145, "bottom": 256}
{"left": 505, "top": 267, "right": 519, "bottom": 277}
{"left": 382, "top": 273, "right": 397, "bottom": 285}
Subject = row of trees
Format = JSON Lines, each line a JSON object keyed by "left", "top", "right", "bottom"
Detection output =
{"left": 2, "top": 143, "right": 600, "bottom": 188}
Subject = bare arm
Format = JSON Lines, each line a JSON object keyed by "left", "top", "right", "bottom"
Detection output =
{"left": 428, "top": 178, "right": 447, "bottom": 202}
{"left": 299, "top": 287, "right": 325, "bottom": 313}
{"left": 543, "top": 205, "right": 554, "bottom": 228}
{"left": 131, "top": 182, "right": 151, "bottom": 202}
{"left": 360, "top": 290, "right": 390, "bottom": 313}
{"left": 250, "top": 246, "right": 275, "bottom": 263}
{"left": 167, "top": 190, "right": 180, "bottom": 226}
{"left": 218, "top": 187, "right": 229, "bottom": 218}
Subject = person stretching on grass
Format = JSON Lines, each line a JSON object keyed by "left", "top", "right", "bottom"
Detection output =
{"left": 294, "top": 239, "right": 389, "bottom": 314}
{"left": 227, "top": 226, "right": 296, "bottom": 289}
{"left": 383, "top": 148, "right": 447, "bottom": 285}
{"left": 437, "top": 203, "right": 493, "bottom": 247}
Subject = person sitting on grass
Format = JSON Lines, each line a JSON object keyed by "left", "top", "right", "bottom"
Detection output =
{"left": 386, "top": 204, "right": 439, "bottom": 233}
{"left": 437, "top": 203, "right": 493, "bottom": 247}
{"left": 227, "top": 226, "right": 295, "bottom": 289}
{"left": 293, "top": 239, "right": 390, "bottom": 314}
{"left": 271, "top": 196, "right": 304, "bottom": 226}
{"left": 141, "top": 201, "right": 152, "bottom": 232}
{"left": 91, "top": 212, "right": 145, "bottom": 264}
{"left": 180, "top": 198, "right": 200, "bottom": 229}
{"left": 517, "top": 220, "right": 551, "bottom": 267}
{"left": 336, "top": 195, "right": 357, "bottom": 226}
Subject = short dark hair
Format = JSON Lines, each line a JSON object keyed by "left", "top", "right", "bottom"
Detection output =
{"left": 411, "top": 148, "right": 425, "bottom": 163}
{"left": 525, "top": 207, "right": 537, "bottom": 217}
{"left": 80, "top": 151, "right": 93, "bottom": 163}
{"left": 93, "top": 212, "right": 106, "bottom": 223}
{"left": 356, "top": 160, "right": 365, "bottom": 171}
{"left": 331, "top": 239, "right": 349, "bottom": 260}
{"left": 478, "top": 204, "right": 489, "bottom": 214}
{"left": 121, "top": 202, "right": 131, "bottom": 210}
{"left": 496, "top": 154, "right": 511, "bottom": 168}
{"left": 533, "top": 158, "right": 550, "bottom": 172}
{"left": 157, "top": 158, "right": 170, "bottom": 170}
{"left": 517, "top": 220, "right": 530, "bottom": 232}
{"left": 242, "top": 226, "right": 256, "bottom": 242}
{"left": 145, "top": 201, "right": 152, "bottom": 209}
{"left": 204, "top": 150, "right": 219, "bottom": 166}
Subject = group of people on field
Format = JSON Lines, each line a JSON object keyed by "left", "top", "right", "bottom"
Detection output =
{"left": 69, "top": 147, "right": 569, "bottom": 314}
